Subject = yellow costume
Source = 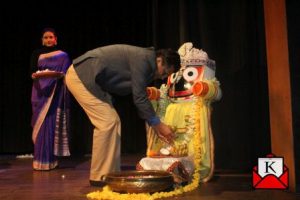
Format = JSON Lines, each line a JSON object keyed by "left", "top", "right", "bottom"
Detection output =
{"left": 138, "top": 42, "right": 222, "bottom": 183}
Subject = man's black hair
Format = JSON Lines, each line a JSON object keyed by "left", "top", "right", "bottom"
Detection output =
{"left": 156, "top": 48, "right": 181, "bottom": 72}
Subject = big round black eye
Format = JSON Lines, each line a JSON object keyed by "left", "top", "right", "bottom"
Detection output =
{"left": 183, "top": 67, "right": 198, "bottom": 82}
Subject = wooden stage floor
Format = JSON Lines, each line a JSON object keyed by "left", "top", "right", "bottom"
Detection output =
{"left": 0, "top": 154, "right": 298, "bottom": 200}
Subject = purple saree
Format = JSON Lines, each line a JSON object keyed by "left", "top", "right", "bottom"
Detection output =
{"left": 31, "top": 50, "right": 71, "bottom": 170}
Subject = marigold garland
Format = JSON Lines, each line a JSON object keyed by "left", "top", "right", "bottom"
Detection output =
{"left": 87, "top": 97, "right": 203, "bottom": 200}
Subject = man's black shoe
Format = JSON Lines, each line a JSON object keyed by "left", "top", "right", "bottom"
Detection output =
{"left": 89, "top": 180, "right": 106, "bottom": 187}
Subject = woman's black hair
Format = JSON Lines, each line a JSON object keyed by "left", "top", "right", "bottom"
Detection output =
{"left": 41, "top": 27, "right": 57, "bottom": 37}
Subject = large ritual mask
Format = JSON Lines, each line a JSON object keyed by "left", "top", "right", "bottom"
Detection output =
{"left": 167, "top": 42, "right": 216, "bottom": 98}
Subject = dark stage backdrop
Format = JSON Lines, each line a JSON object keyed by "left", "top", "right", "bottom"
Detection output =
{"left": 0, "top": 0, "right": 277, "bottom": 172}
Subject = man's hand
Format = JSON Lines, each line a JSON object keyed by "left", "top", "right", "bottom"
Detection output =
{"left": 153, "top": 122, "right": 175, "bottom": 144}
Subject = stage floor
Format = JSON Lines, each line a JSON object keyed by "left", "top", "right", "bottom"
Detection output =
{"left": 0, "top": 154, "right": 298, "bottom": 200}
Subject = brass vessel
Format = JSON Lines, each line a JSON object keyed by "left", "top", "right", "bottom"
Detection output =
{"left": 101, "top": 170, "right": 174, "bottom": 193}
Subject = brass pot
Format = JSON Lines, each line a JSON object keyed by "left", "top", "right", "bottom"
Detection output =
{"left": 101, "top": 170, "right": 174, "bottom": 193}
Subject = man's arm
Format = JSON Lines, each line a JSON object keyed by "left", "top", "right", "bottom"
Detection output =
{"left": 130, "top": 51, "right": 174, "bottom": 143}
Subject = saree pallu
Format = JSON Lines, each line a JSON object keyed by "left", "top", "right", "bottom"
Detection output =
{"left": 31, "top": 50, "right": 71, "bottom": 170}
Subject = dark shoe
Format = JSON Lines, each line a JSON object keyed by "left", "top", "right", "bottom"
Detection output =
{"left": 89, "top": 180, "right": 106, "bottom": 187}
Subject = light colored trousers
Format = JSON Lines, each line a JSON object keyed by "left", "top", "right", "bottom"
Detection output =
{"left": 65, "top": 65, "right": 121, "bottom": 181}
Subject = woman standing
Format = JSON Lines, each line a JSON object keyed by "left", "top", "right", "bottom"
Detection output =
{"left": 30, "top": 28, "right": 71, "bottom": 170}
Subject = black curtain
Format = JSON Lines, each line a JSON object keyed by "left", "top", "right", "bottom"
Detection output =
{"left": 154, "top": 0, "right": 270, "bottom": 170}
{"left": 0, "top": 0, "right": 274, "bottom": 172}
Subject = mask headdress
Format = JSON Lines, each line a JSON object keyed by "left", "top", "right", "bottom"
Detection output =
{"left": 178, "top": 42, "right": 216, "bottom": 80}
